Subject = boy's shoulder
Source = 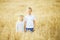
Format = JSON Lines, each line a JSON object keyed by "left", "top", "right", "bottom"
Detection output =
{"left": 30, "top": 15, "right": 35, "bottom": 18}
{"left": 25, "top": 15, "right": 35, "bottom": 17}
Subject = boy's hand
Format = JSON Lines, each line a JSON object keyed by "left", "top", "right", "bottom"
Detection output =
{"left": 33, "top": 29, "right": 35, "bottom": 32}
{"left": 24, "top": 29, "right": 26, "bottom": 32}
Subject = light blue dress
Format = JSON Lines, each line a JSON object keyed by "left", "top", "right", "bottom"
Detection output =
{"left": 16, "top": 21, "right": 24, "bottom": 32}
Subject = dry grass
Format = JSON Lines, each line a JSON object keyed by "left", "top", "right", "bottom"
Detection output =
{"left": 0, "top": 0, "right": 60, "bottom": 40}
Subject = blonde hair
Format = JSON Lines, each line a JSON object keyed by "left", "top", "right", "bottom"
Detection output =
{"left": 19, "top": 15, "right": 24, "bottom": 17}
{"left": 18, "top": 15, "right": 24, "bottom": 21}
{"left": 28, "top": 7, "right": 32, "bottom": 11}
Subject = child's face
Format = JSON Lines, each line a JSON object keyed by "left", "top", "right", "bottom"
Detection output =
{"left": 20, "top": 16, "right": 24, "bottom": 21}
{"left": 28, "top": 9, "right": 32, "bottom": 14}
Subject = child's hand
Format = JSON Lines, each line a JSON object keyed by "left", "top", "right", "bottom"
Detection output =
{"left": 24, "top": 29, "right": 26, "bottom": 32}
{"left": 33, "top": 29, "right": 35, "bottom": 32}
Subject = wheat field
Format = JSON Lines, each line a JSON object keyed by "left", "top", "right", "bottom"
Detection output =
{"left": 0, "top": 0, "right": 60, "bottom": 40}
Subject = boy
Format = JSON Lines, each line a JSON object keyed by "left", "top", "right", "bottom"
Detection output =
{"left": 16, "top": 15, "right": 24, "bottom": 32}
{"left": 24, "top": 7, "right": 36, "bottom": 32}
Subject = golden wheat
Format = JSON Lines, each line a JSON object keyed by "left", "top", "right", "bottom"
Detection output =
{"left": 0, "top": 0, "right": 60, "bottom": 40}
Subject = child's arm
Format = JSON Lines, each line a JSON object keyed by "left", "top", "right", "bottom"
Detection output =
{"left": 24, "top": 21, "right": 26, "bottom": 32}
{"left": 33, "top": 20, "right": 36, "bottom": 31}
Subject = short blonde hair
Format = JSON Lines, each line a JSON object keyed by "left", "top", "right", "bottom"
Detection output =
{"left": 19, "top": 15, "right": 24, "bottom": 17}
{"left": 28, "top": 7, "right": 32, "bottom": 11}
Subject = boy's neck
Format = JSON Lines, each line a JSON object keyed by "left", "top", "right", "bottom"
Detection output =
{"left": 19, "top": 20, "right": 23, "bottom": 22}
{"left": 28, "top": 13, "right": 31, "bottom": 15}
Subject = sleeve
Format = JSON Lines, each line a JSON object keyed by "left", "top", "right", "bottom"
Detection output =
{"left": 33, "top": 16, "right": 36, "bottom": 20}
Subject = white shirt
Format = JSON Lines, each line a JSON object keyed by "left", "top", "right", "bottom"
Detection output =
{"left": 24, "top": 15, "right": 35, "bottom": 28}
{"left": 16, "top": 21, "right": 24, "bottom": 32}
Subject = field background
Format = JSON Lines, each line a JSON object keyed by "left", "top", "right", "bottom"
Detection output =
{"left": 0, "top": 0, "right": 60, "bottom": 40}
